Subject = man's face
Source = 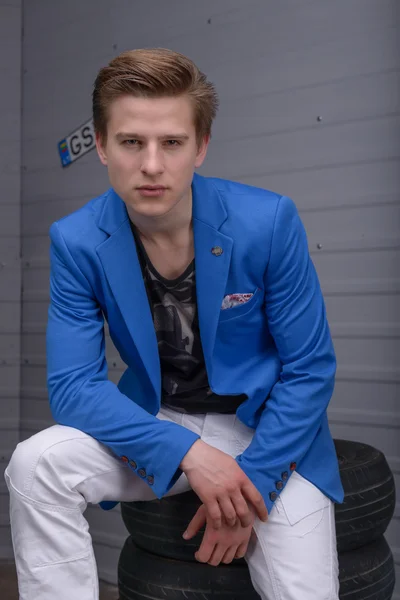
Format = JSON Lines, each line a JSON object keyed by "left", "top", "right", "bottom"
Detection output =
{"left": 96, "top": 94, "right": 209, "bottom": 218}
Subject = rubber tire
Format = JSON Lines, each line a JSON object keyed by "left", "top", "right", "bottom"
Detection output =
{"left": 120, "top": 439, "right": 396, "bottom": 560}
{"left": 118, "top": 536, "right": 261, "bottom": 600}
{"left": 118, "top": 535, "right": 395, "bottom": 600}
{"left": 339, "top": 536, "right": 395, "bottom": 599}
{"left": 334, "top": 439, "right": 396, "bottom": 553}
{"left": 121, "top": 488, "right": 209, "bottom": 562}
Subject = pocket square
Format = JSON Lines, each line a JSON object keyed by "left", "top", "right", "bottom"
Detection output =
{"left": 221, "top": 293, "right": 254, "bottom": 310}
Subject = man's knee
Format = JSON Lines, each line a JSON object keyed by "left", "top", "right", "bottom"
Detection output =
{"left": 6, "top": 435, "right": 42, "bottom": 493}
{"left": 5, "top": 425, "right": 86, "bottom": 496}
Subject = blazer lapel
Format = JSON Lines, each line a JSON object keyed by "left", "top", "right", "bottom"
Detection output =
{"left": 94, "top": 175, "right": 234, "bottom": 397}
{"left": 192, "top": 174, "right": 233, "bottom": 379}
{"left": 95, "top": 190, "right": 160, "bottom": 399}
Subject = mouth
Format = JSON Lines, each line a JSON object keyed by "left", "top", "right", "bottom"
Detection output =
{"left": 137, "top": 186, "right": 167, "bottom": 197}
{"left": 138, "top": 186, "right": 167, "bottom": 190}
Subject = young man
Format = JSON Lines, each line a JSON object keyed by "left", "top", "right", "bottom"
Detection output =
{"left": 5, "top": 48, "right": 344, "bottom": 599}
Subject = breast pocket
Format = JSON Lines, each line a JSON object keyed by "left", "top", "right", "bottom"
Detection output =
{"left": 219, "top": 287, "right": 264, "bottom": 324}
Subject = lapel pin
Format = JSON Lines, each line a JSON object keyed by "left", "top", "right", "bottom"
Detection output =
{"left": 211, "top": 246, "right": 223, "bottom": 256}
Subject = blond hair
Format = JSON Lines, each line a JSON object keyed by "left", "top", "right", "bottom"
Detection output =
{"left": 92, "top": 48, "right": 219, "bottom": 148}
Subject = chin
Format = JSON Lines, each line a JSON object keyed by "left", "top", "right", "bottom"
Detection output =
{"left": 132, "top": 199, "right": 177, "bottom": 218}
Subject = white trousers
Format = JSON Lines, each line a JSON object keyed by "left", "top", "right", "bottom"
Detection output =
{"left": 4, "top": 405, "right": 340, "bottom": 600}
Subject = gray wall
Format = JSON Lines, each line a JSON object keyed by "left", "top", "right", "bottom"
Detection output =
{"left": 5, "top": 0, "right": 400, "bottom": 593}
{"left": 0, "top": 0, "right": 22, "bottom": 560}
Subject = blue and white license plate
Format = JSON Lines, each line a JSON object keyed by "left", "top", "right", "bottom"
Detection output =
{"left": 58, "top": 118, "right": 95, "bottom": 167}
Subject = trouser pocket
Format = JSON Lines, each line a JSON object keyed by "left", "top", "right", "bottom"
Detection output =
{"left": 277, "top": 471, "right": 331, "bottom": 535}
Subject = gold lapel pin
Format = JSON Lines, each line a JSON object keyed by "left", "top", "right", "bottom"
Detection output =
{"left": 211, "top": 246, "right": 223, "bottom": 256}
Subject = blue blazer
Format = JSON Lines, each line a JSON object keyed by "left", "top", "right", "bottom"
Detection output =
{"left": 46, "top": 172, "right": 344, "bottom": 514}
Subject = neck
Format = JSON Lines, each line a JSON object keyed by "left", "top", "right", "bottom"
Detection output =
{"left": 128, "top": 187, "right": 193, "bottom": 246}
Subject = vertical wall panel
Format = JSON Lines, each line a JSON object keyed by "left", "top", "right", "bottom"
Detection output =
{"left": 19, "top": 0, "right": 400, "bottom": 594}
{"left": 0, "top": 0, "right": 22, "bottom": 561}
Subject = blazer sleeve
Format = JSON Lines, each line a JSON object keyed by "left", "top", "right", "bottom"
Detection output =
{"left": 235, "top": 195, "right": 336, "bottom": 513}
{"left": 46, "top": 222, "right": 199, "bottom": 499}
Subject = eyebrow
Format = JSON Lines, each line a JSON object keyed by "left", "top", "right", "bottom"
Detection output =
{"left": 115, "top": 132, "right": 190, "bottom": 141}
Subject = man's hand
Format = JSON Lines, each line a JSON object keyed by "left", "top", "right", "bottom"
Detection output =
{"left": 180, "top": 439, "right": 268, "bottom": 529}
{"left": 183, "top": 503, "right": 255, "bottom": 566}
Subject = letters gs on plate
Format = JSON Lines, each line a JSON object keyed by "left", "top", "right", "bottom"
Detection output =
{"left": 58, "top": 118, "right": 95, "bottom": 167}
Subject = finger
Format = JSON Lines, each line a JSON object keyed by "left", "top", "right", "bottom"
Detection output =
{"left": 242, "top": 482, "right": 268, "bottom": 522}
{"left": 221, "top": 545, "right": 239, "bottom": 565}
{"left": 231, "top": 492, "right": 253, "bottom": 528}
{"left": 208, "top": 543, "right": 227, "bottom": 567}
{"left": 183, "top": 506, "right": 206, "bottom": 540}
{"left": 195, "top": 536, "right": 216, "bottom": 564}
{"left": 205, "top": 500, "right": 222, "bottom": 529}
{"left": 217, "top": 496, "right": 238, "bottom": 527}
{"left": 235, "top": 541, "right": 249, "bottom": 559}
{"left": 231, "top": 491, "right": 250, "bottom": 525}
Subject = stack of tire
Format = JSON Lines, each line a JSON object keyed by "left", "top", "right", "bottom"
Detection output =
{"left": 118, "top": 439, "right": 396, "bottom": 599}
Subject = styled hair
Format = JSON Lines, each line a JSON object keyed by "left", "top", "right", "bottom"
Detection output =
{"left": 92, "top": 48, "right": 219, "bottom": 148}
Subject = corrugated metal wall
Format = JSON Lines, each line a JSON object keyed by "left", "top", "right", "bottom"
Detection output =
{"left": 0, "top": 0, "right": 22, "bottom": 561}
{"left": 5, "top": 0, "right": 400, "bottom": 594}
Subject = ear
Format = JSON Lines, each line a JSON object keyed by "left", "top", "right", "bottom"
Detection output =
{"left": 95, "top": 132, "right": 108, "bottom": 166}
{"left": 194, "top": 134, "right": 210, "bottom": 169}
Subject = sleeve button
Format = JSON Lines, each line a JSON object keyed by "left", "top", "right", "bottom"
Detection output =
{"left": 129, "top": 460, "right": 137, "bottom": 469}
{"left": 290, "top": 462, "right": 297, "bottom": 471}
{"left": 147, "top": 475, "right": 154, "bottom": 485}
{"left": 269, "top": 491, "right": 278, "bottom": 502}
{"left": 137, "top": 468, "right": 146, "bottom": 478}
{"left": 275, "top": 481, "right": 284, "bottom": 491}
{"left": 121, "top": 456, "right": 129, "bottom": 463}
{"left": 281, "top": 471, "right": 288, "bottom": 480}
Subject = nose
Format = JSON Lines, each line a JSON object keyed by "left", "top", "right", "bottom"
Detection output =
{"left": 140, "top": 144, "right": 164, "bottom": 176}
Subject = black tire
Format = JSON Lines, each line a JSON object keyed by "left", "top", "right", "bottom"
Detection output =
{"left": 120, "top": 439, "right": 396, "bottom": 560}
{"left": 118, "top": 536, "right": 395, "bottom": 600}
{"left": 339, "top": 536, "right": 395, "bottom": 599}
{"left": 118, "top": 536, "right": 261, "bottom": 600}
{"left": 121, "top": 489, "right": 207, "bottom": 562}
{"left": 334, "top": 439, "right": 396, "bottom": 553}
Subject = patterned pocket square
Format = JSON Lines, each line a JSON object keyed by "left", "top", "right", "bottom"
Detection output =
{"left": 221, "top": 293, "right": 254, "bottom": 310}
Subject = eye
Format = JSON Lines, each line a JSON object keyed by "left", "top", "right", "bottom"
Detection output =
{"left": 124, "top": 139, "right": 139, "bottom": 146}
{"left": 165, "top": 140, "right": 181, "bottom": 147}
